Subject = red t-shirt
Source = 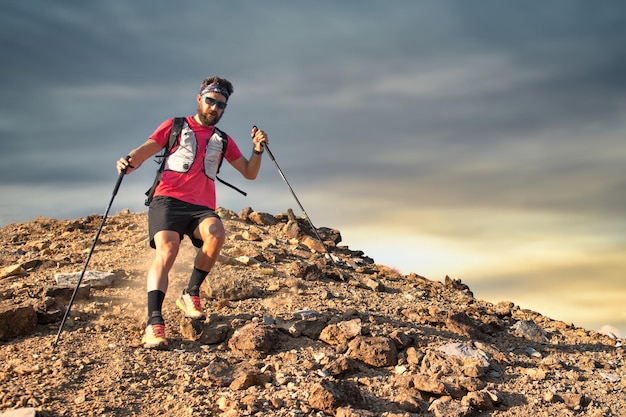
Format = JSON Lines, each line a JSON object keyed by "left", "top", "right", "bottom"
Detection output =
{"left": 150, "top": 116, "right": 243, "bottom": 209}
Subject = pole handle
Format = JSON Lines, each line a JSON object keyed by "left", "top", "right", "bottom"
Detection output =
{"left": 252, "top": 125, "right": 275, "bottom": 161}
{"left": 112, "top": 155, "right": 131, "bottom": 196}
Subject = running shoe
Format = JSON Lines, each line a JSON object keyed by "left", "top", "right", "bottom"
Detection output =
{"left": 176, "top": 291, "right": 206, "bottom": 320}
{"left": 141, "top": 323, "right": 168, "bottom": 349}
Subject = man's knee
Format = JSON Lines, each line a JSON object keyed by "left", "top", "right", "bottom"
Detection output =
{"left": 200, "top": 220, "right": 226, "bottom": 245}
{"left": 155, "top": 238, "right": 180, "bottom": 259}
{"left": 161, "top": 239, "right": 181, "bottom": 251}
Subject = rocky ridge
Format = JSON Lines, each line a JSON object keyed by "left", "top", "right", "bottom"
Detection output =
{"left": 0, "top": 208, "right": 624, "bottom": 417}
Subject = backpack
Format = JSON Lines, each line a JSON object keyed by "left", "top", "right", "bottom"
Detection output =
{"left": 144, "top": 117, "right": 246, "bottom": 206}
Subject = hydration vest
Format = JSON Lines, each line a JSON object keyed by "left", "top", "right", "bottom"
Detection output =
{"left": 144, "top": 117, "right": 246, "bottom": 206}
{"left": 164, "top": 120, "right": 226, "bottom": 180}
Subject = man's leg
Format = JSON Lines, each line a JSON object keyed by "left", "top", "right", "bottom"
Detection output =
{"left": 191, "top": 217, "right": 226, "bottom": 289}
{"left": 143, "top": 230, "right": 180, "bottom": 349}
{"left": 177, "top": 217, "right": 225, "bottom": 319}
{"left": 194, "top": 216, "right": 226, "bottom": 271}
{"left": 148, "top": 230, "right": 181, "bottom": 295}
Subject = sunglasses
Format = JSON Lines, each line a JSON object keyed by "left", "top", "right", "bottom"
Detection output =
{"left": 203, "top": 95, "right": 227, "bottom": 110}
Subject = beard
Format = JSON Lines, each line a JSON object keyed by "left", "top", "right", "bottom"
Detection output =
{"left": 196, "top": 104, "right": 222, "bottom": 126}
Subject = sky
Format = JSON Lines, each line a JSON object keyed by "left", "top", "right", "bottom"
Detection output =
{"left": 1, "top": 1, "right": 625, "bottom": 336}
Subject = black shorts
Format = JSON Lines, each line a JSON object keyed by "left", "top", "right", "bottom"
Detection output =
{"left": 148, "top": 196, "right": 220, "bottom": 249}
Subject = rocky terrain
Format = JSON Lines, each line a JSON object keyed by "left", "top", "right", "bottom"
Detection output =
{"left": 0, "top": 208, "right": 624, "bottom": 417}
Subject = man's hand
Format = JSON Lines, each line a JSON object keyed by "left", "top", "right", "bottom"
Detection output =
{"left": 251, "top": 126, "right": 268, "bottom": 153}
{"left": 116, "top": 155, "right": 135, "bottom": 174}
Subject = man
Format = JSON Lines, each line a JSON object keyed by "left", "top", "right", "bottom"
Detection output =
{"left": 117, "top": 76, "right": 268, "bottom": 349}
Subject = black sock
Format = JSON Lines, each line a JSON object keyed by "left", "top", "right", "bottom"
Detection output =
{"left": 186, "top": 267, "right": 209, "bottom": 296}
{"left": 147, "top": 290, "right": 165, "bottom": 325}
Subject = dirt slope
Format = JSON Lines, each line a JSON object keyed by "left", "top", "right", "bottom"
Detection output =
{"left": 0, "top": 208, "right": 624, "bottom": 417}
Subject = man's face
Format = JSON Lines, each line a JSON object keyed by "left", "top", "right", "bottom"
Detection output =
{"left": 196, "top": 92, "right": 227, "bottom": 126}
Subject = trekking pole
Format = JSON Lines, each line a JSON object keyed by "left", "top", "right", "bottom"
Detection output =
{"left": 53, "top": 157, "right": 130, "bottom": 348}
{"left": 257, "top": 129, "right": 345, "bottom": 281}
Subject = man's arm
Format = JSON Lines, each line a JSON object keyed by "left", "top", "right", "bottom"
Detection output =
{"left": 117, "top": 139, "right": 163, "bottom": 174}
{"left": 230, "top": 127, "right": 268, "bottom": 180}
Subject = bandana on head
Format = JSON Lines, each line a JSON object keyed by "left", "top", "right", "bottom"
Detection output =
{"left": 199, "top": 83, "right": 230, "bottom": 99}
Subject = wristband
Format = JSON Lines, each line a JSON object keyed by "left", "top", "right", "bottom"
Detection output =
{"left": 253, "top": 148, "right": 263, "bottom": 155}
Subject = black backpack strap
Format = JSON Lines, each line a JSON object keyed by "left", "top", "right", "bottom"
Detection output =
{"left": 214, "top": 127, "right": 228, "bottom": 175}
{"left": 214, "top": 127, "right": 247, "bottom": 196}
{"left": 168, "top": 117, "right": 186, "bottom": 152}
{"left": 216, "top": 176, "right": 247, "bottom": 196}
{"left": 144, "top": 117, "right": 186, "bottom": 206}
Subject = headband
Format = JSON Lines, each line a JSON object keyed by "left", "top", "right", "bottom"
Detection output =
{"left": 199, "top": 83, "right": 230, "bottom": 99}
